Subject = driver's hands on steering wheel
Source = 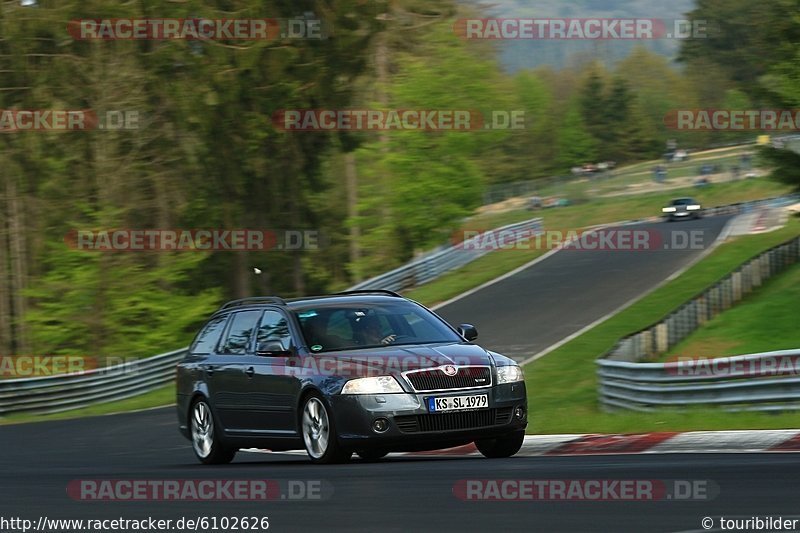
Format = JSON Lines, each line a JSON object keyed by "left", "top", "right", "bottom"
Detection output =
{"left": 380, "top": 334, "right": 397, "bottom": 345}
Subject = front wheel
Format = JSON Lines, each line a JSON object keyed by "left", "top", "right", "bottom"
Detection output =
{"left": 475, "top": 430, "right": 525, "bottom": 459}
{"left": 190, "top": 399, "right": 236, "bottom": 465}
{"left": 301, "top": 394, "right": 351, "bottom": 464}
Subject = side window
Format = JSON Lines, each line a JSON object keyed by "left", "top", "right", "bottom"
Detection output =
{"left": 189, "top": 315, "right": 229, "bottom": 355}
{"left": 220, "top": 310, "right": 262, "bottom": 355}
{"left": 256, "top": 310, "right": 293, "bottom": 351}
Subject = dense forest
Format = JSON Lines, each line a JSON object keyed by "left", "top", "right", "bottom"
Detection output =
{"left": 0, "top": 0, "right": 797, "bottom": 358}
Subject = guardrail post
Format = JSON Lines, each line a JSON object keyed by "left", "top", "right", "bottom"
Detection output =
{"left": 742, "top": 264, "right": 752, "bottom": 296}
{"left": 697, "top": 295, "right": 708, "bottom": 326}
{"left": 655, "top": 323, "right": 668, "bottom": 354}
{"left": 732, "top": 271, "right": 742, "bottom": 302}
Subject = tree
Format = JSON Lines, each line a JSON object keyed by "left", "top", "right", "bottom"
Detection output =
{"left": 556, "top": 98, "right": 598, "bottom": 171}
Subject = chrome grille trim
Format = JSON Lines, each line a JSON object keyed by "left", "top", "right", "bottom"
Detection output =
{"left": 401, "top": 365, "right": 492, "bottom": 393}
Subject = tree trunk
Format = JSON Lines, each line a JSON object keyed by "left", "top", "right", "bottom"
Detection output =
{"left": 345, "top": 151, "right": 361, "bottom": 282}
{"left": 0, "top": 184, "right": 11, "bottom": 354}
{"left": 6, "top": 177, "right": 28, "bottom": 353}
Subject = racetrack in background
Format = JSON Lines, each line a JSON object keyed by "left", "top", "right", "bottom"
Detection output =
{"left": 436, "top": 215, "right": 733, "bottom": 361}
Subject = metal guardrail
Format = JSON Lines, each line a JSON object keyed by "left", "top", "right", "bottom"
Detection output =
{"left": 349, "top": 217, "right": 543, "bottom": 292}
{"left": 598, "top": 350, "right": 800, "bottom": 412}
{"left": 0, "top": 349, "right": 186, "bottom": 416}
{"left": 598, "top": 229, "right": 800, "bottom": 411}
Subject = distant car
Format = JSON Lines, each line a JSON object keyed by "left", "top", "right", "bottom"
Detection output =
{"left": 662, "top": 197, "right": 703, "bottom": 221}
{"left": 526, "top": 196, "right": 542, "bottom": 210}
{"left": 672, "top": 149, "right": 689, "bottom": 162}
{"left": 176, "top": 291, "right": 527, "bottom": 464}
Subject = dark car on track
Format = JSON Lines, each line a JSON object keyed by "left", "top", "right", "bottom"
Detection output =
{"left": 176, "top": 291, "right": 528, "bottom": 464}
{"left": 662, "top": 197, "right": 703, "bottom": 221}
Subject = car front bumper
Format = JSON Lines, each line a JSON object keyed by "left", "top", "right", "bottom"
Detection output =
{"left": 331, "top": 382, "right": 527, "bottom": 452}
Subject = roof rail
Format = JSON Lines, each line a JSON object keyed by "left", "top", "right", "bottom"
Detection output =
{"left": 335, "top": 290, "right": 402, "bottom": 298}
{"left": 219, "top": 297, "right": 287, "bottom": 310}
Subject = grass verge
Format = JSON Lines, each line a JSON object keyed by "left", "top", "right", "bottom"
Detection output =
{"left": 523, "top": 218, "right": 800, "bottom": 434}
{"left": 665, "top": 263, "right": 800, "bottom": 359}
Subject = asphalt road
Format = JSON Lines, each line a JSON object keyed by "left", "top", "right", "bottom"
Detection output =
{"left": 2, "top": 407, "right": 799, "bottom": 533}
{"left": 437, "top": 215, "right": 733, "bottom": 360}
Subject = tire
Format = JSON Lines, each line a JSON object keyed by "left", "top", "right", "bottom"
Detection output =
{"left": 190, "top": 399, "right": 236, "bottom": 465}
{"left": 301, "top": 394, "right": 352, "bottom": 464}
{"left": 475, "top": 430, "right": 525, "bottom": 459}
{"left": 357, "top": 450, "right": 388, "bottom": 461}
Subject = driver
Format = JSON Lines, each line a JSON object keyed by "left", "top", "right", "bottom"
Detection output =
{"left": 358, "top": 315, "right": 396, "bottom": 346}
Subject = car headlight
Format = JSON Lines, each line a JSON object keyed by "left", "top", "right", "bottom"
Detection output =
{"left": 341, "top": 376, "right": 404, "bottom": 394}
{"left": 686, "top": 205, "right": 701, "bottom": 210}
{"left": 496, "top": 365, "right": 524, "bottom": 384}
{"left": 662, "top": 207, "right": 677, "bottom": 213}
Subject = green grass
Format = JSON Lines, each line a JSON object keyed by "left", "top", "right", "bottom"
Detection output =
{"left": 522, "top": 218, "right": 800, "bottom": 434}
{"left": 0, "top": 383, "right": 175, "bottom": 425}
{"left": 407, "top": 178, "right": 792, "bottom": 306}
{"left": 665, "top": 263, "right": 800, "bottom": 359}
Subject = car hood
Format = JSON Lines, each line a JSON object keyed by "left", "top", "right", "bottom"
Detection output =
{"left": 312, "top": 342, "right": 505, "bottom": 377}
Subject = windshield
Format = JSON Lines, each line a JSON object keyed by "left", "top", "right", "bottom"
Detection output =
{"left": 671, "top": 198, "right": 695, "bottom": 205}
{"left": 293, "top": 301, "right": 462, "bottom": 353}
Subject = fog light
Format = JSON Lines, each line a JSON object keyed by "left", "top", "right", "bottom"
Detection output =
{"left": 372, "top": 418, "right": 389, "bottom": 433}
{"left": 514, "top": 406, "right": 525, "bottom": 420}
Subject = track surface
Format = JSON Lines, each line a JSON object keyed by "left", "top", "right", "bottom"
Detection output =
{"left": 2, "top": 408, "right": 799, "bottom": 533}
{"left": 437, "top": 215, "right": 732, "bottom": 360}
{"left": 5, "top": 213, "right": 782, "bottom": 533}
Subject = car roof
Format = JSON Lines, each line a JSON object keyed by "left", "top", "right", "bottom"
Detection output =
{"left": 212, "top": 293, "right": 410, "bottom": 316}
{"left": 287, "top": 294, "right": 410, "bottom": 311}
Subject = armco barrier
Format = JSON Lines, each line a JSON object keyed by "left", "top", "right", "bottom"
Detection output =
{"left": 598, "top": 350, "right": 800, "bottom": 412}
{"left": 0, "top": 349, "right": 186, "bottom": 416}
{"left": 349, "top": 217, "right": 543, "bottom": 292}
{"left": 598, "top": 232, "right": 800, "bottom": 411}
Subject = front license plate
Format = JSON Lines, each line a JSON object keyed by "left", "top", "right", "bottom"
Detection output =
{"left": 427, "top": 394, "right": 488, "bottom": 412}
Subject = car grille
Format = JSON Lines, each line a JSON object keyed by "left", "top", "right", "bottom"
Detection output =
{"left": 404, "top": 366, "right": 491, "bottom": 392}
{"left": 395, "top": 407, "right": 513, "bottom": 433}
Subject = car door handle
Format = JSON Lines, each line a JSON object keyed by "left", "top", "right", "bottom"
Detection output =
{"left": 245, "top": 366, "right": 255, "bottom": 378}
{"left": 203, "top": 365, "right": 216, "bottom": 376}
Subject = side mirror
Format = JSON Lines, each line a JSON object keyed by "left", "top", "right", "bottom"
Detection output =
{"left": 457, "top": 324, "right": 478, "bottom": 342}
{"left": 256, "top": 341, "right": 293, "bottom": 357}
